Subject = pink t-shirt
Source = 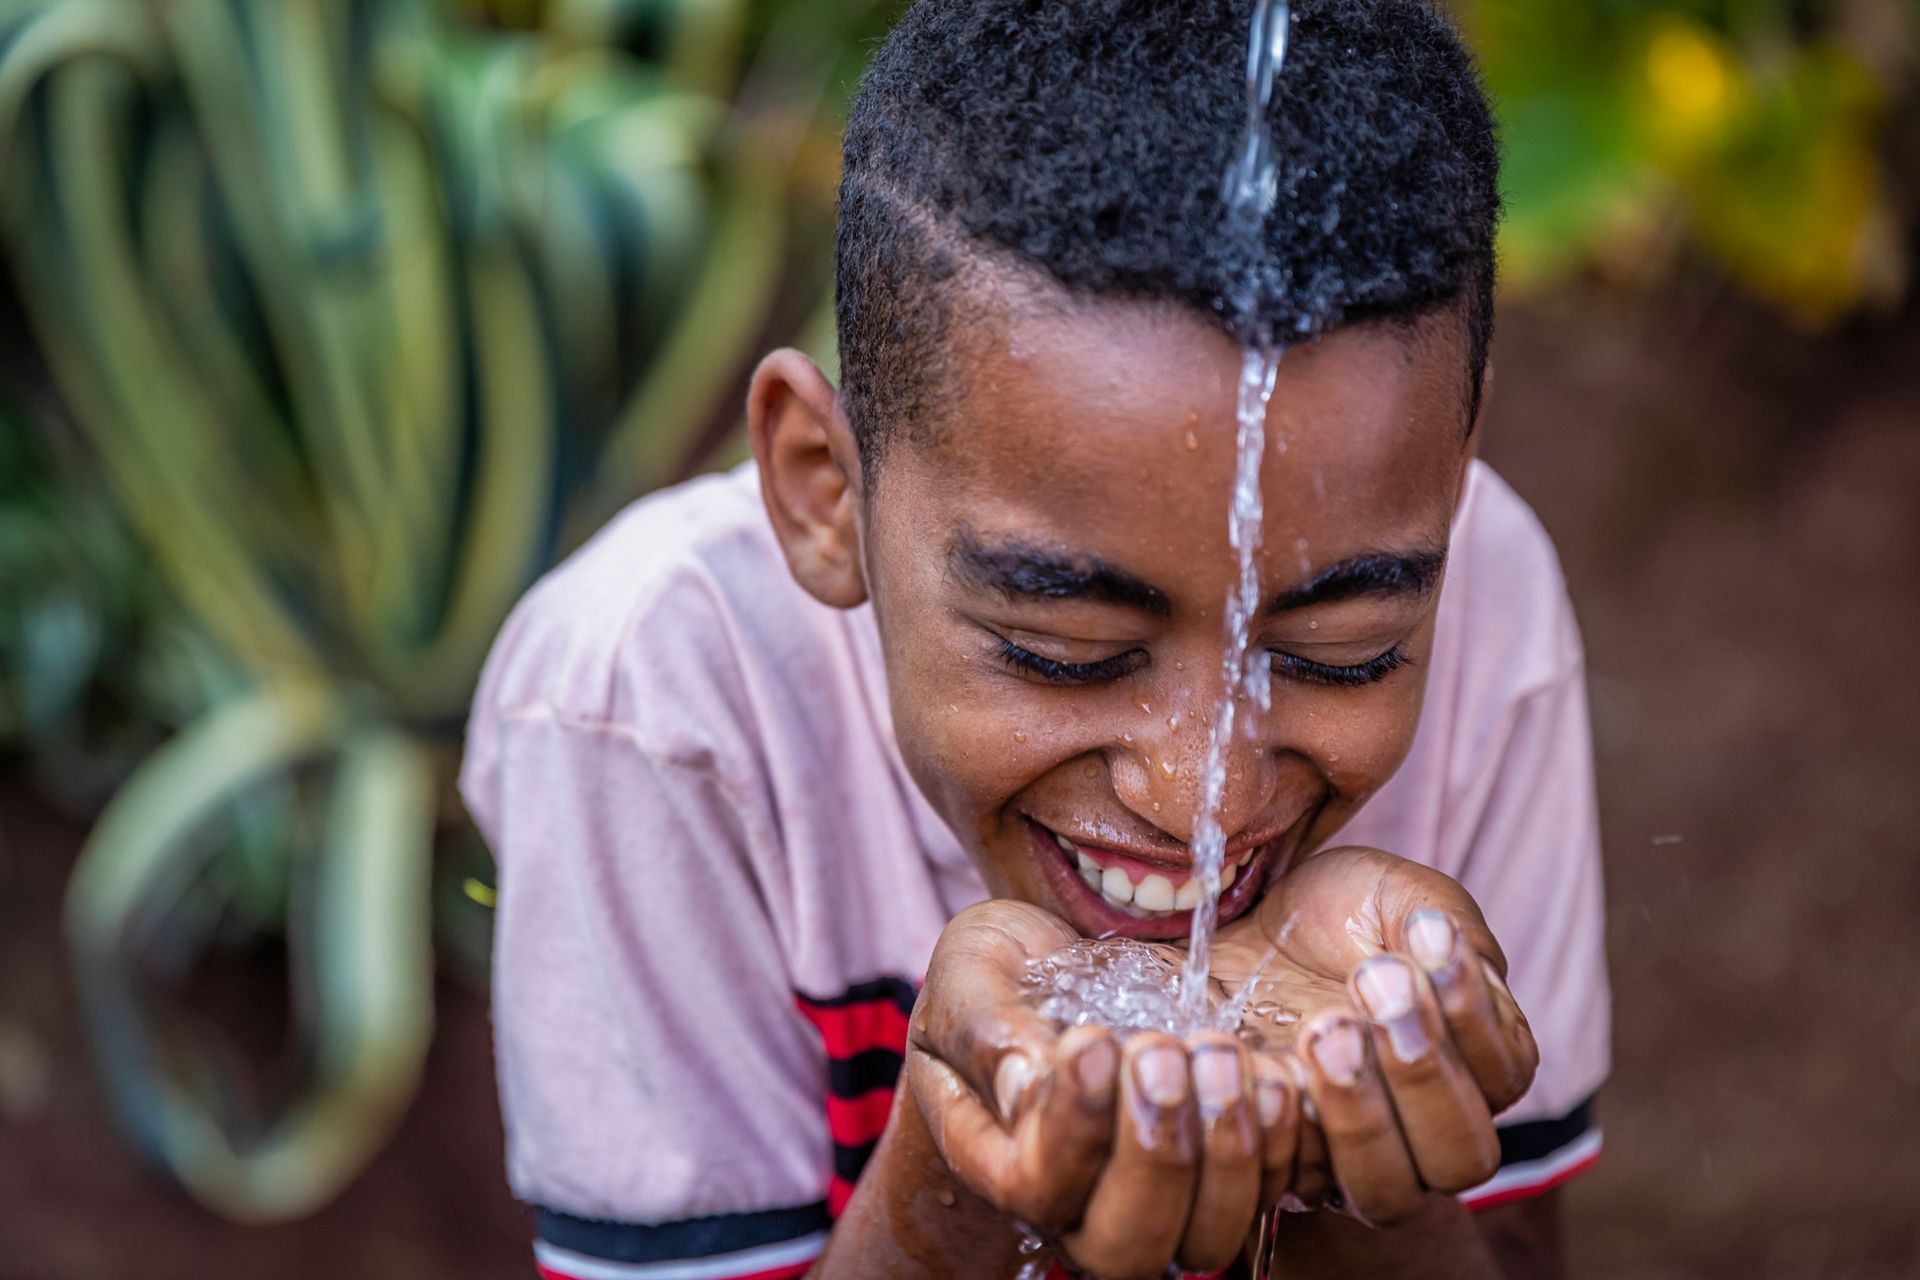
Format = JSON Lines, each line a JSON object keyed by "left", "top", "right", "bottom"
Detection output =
{"left": 460, "top": 460, "right": 1609, "bottom": 1280}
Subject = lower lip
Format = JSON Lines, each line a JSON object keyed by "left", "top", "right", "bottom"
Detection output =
{"left": 1025, "top": 819, "right": 1278, "bottom": 941}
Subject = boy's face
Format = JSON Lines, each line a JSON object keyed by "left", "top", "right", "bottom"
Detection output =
{"left": 756, "top": 296, "right": 1475, "bottom": 941}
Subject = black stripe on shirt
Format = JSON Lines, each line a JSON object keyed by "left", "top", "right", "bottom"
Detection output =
{"left": 533, "top": 1201, "right": 831, "bottom": 1263}
{"left": 825, "top": 1046, "right": 903, "bottom": 1099}
{"left": 832, "top": 1138, "right": 880, "bottom": 1184}
{"left": 1496, "top": 1097, "right": 1596, "bottom": 1167}
{"left": 796, "top": 975, "right": 918, "bottom": 1014}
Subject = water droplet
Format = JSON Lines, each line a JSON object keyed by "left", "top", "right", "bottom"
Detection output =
{"left": 1152, "top": 802, "right": 1162, "bottom": 813}
{"left": 1307, "top": 619, "right": 1319, "bottom": 631}
{"left": 1013, "top": 731, "right": 1028, "bottom": 744}
{"left": 1159, "top": 759, "right": 1177, "bottom": 779}
{"left": 945, "top": 704, "right": 958, "bottom": 716}
{"left": 1082, "top": 762, "right": 1100, "bottom": 780}
{"left": 1185, "top": 429, "right": 1199, "bottom": 451}
{"left": 1123, "top": 731, "right": 1134, "bottom": 743}
{"left": 1174, "top": 660, "right": 1186, "bottom": 672}
{"left": 1167, "top": 714, "right": 1182, "bottom": 730}
{"left": 1137, "top": 700, "right": 1152, "bottom": 715}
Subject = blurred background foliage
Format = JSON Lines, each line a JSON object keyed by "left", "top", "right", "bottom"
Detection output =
{"left": 1462, "top": 0, "right": 1913, "bottom": 322}
{"left": 0, "top": 0, "right": 1912, "bottom": 1226}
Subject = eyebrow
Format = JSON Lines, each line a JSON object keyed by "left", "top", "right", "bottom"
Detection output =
{"left": 1266, "top": 548, "right": 1448, "bottom": 614}
{"left": 947, "top": 529, "right": 1173, "bottom": 618}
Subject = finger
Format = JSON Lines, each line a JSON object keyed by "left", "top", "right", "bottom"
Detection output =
{"left": 1062, "top": 1035, "right": 1198, "bottom": 1280}
{"left": 907, "top": 1050, "right": 1027, "bottom": 1208}
{"left": 1405, "top": 910, "right": 1539, "bottom": 1112}
{"left": 1177, "top": 1035, "right": 1262, "bottom": 1274}
{"left": 1352, "top": 955, "right": 1500, "bottom": 1193}
{"left": 1277, "top": 1054, "right": 1333, "bottom": 1208}
{"left": 912, "top": 901, "right": 1080, "bottom": 1117}
{"left": 1252, "top": 1055, "right": 1302, "bottom": 1213}
{"left": 1297, "top": 1010, "right": 1427, "bottom": 1227}
{"left": 1010, "top": 1026, "right": 1121, "bottom": 1229}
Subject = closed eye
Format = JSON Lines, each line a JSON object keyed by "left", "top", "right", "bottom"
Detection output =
{"left": 993, "top": 638, "right": 1147, "bottom": 685}
{"left": 1269, "top": 646, "right": 1412, "bottom": 687}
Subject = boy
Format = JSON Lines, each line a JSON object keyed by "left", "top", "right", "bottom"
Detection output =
{"left": 460, "top": 0, "right": 1610, "bottom": 1276}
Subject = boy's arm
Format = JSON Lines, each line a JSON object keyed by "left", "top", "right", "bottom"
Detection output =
{"left": 1267, "top": 1196, "right": 1497, "bottom": 1277}
{"left": 812, "top": 1081, "right": 1027, "bottom": 1278}
{"left": 1263, "top": 1188, "right": 1561, "bottom": 1278}
{"left": 1477, "top": 1191, "right": 1566, "bottom": 1280}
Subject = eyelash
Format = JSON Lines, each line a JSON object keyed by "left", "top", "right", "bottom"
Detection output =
{"left": 993, "top": 639, "right": 1146, "bottom": 684}
{"left": 992, "top": 639, "right": 1412, "bottom": 688}
{"left": 1269, "top": 646, "right": 1412, "bottom": 687}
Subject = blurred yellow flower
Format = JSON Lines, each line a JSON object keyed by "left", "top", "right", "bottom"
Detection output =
{"left": 1645, "top": 19, "right": 1739, "bottom": 149}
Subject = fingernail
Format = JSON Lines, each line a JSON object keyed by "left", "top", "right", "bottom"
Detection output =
{"left": 1192, "top": 1045, "right": 1242, "bottom": 1116}
{"left": 1358, "top": 958, "right": 1432, "bottom": 1063}
{"left": 1481, "top": 957, "right": 1512, "bottom": 997}
{"left": 1074, "top": 1036, "right": 1117, "bottom": 1097}
{"left": 1408, "top": 910, "right": 1457, "bottom": 972}
{"left": 1310, "top": 1020, "right": 1366, "bottom": 1085}
{"left": 1256, "top": 1077, "right": 1288, "bottom": 1127}
{"left": 1133, "top": 1043, "right": 1188, "bottom": 1109}
{"left": 995, "top": 1052, "right": 1037, "bottom": 1121}
{"left": 1355, "top": 957, "right": 1416, "bottom": 1020}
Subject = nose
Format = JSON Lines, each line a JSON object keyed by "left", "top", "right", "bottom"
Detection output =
{"left": 1110, "top": 697, "right": 1278, "bottom": 847}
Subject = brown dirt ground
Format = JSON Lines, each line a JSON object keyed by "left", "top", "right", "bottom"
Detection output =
{"left": 1, "top": 283, "right": 1917, "bottom": 1278}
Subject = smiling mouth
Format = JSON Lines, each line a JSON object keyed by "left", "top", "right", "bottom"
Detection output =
{"left": 1029, "top": 817, "right": 1275, "bottom": 923}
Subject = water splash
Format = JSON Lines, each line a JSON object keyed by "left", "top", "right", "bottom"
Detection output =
{"left": 1024, "top": 940, "right": 1239, "bottom": 1039}
{"left": 1013, "top": 1227, "right": 1052, "bottom": 1280}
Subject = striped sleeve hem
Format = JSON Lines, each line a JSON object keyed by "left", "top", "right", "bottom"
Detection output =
{"left": 531, "top": 1204, "right": 830, "bottom": 1280}
{"left": 1460, "top": 1098, "right": 1602, "bottom": 1210}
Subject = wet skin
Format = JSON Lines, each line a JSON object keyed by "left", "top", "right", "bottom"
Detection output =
{"left": 768, "top": 296, "right": 1471, "bottom": 932}
{"left": 749, "top": 289, "right": 1543, "bottom": 1277}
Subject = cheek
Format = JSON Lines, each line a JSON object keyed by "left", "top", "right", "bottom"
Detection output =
{"left": 1273, "top": 676, "right": 1428, "bottom": 801}
{"left": 887, "top": 653, "right": 1067, "bottom": 837}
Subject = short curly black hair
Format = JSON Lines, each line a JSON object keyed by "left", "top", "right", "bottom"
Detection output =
{"left": 835, "top": 0, "right": 1501, "bottom": 470}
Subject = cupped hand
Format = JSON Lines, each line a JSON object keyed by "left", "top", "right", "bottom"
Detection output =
{"left": 905, "top": 899, "right": 1303, "bottom": 1280}
{"left": 1208, "top": 845, "right": 1540, "bottom": 1224}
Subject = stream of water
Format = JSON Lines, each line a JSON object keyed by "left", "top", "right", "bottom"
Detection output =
{"left": 1015, "top": 7, "right": 1294, "bottom": 1274}
{"left": 1030, "top": 0, "right": 1291, "bottom": 1038}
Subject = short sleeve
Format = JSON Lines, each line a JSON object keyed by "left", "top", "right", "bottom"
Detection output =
{"left": 462, "top": 709, "right": 834, "bottom": 1279}
{"left": 1444, "top": 664, "right": 1611, "bottom": 1207}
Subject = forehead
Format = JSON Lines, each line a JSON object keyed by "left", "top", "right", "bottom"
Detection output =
{"left": 871, "top": 295, "right": 1469, "bottom": 590}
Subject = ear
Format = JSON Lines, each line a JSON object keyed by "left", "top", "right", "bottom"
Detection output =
{"left": 747, "top": 348, "right": 869, "bottom": 609}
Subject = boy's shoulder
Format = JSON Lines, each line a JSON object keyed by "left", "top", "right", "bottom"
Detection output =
{"left": 470, "top": 462, "right": 852, "bottom": 766}
{"left": 1447, "top": 459, "right": 1584, "bottom": 696}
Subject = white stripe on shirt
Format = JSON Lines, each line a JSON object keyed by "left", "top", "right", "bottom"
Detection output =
{"left": 1460, "top": 1127, "right": 1604, "bottom": 1206}
{"left": 533, "top": 1231, "right": 828, "bottom": 1280}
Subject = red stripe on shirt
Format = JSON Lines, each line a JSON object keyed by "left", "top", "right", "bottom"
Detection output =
{"left": 1463, "top": 1147, "right": 1601, "bottom": 1211}
{"left": 827, "top": 1173, "right": 857, "bottom": 1219}
{"left": 824, "top": 1086, "right": 894, "bottom": 1149}
{"left": 796, "top": 997, "right": 912, "bottom": 1062}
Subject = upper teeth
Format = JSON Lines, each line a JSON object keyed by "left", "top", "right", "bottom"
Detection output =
{"left": 1055, "top": 832, "right": 1257, "bottom": 918}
